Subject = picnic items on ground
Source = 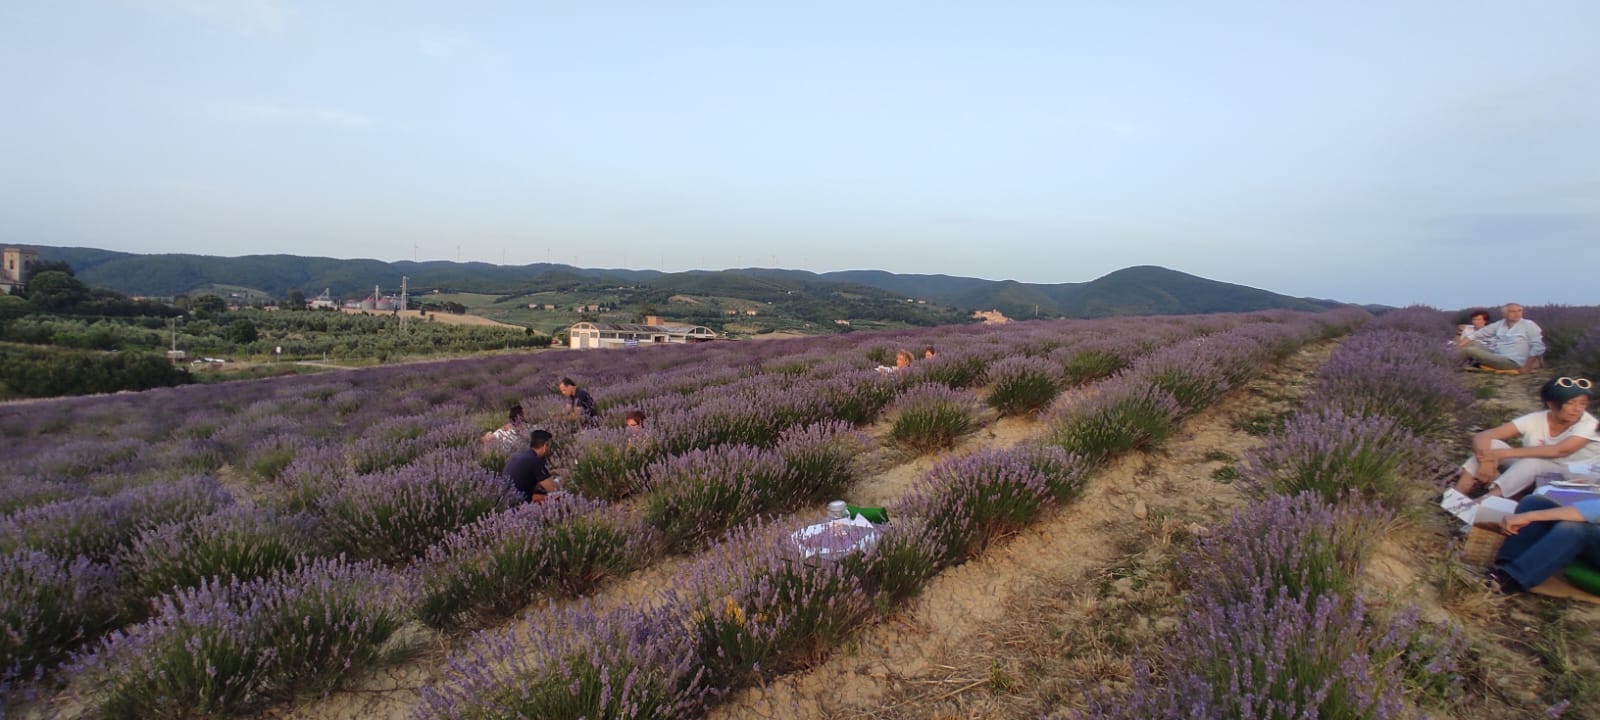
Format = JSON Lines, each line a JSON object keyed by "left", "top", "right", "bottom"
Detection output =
{"left": 791, "top": 499, "right": 886, "bottom": 560}
{"left": 790, "top": 515, "right": 880, "bottom": 560}
{"left": 1440, "top": 489, "right": 1518, "bottom": 527}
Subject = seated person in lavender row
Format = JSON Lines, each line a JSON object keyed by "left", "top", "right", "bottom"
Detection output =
{"left": 875, "top": 349, "right": 914, "bottom": 374}
{"left": 504, "top": 429, "right": 565, "bottom": 503}
{"left": 481, "top": 404, "right": 528, "bottom": 450}
{"left": 923, "top": 346, "right": 937, "bottom": 359}
{"left": 558, "top": 377, "right": 599, "bottom": 423}
{"left": 1454, "top": 377, "right": 1599, "bottom": 498}
{"left": 1455, "top": 303, "right": 1545, "bottom": 373}
{"left": 1484, "top": 492, "right": 1600, "bottom": 595}
{"left": 1455, "top": 309, "right": 1490, "bottom": 342}
{"left": 624, "top": 410, "right": 646, "bottom": 430}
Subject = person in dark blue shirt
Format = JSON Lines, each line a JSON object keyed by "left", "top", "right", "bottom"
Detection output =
{"left": 558, "top": 377, "right": 598, "bottom": 424}
{"left": 504, "top": 429, "right": 563, "bottom": 502}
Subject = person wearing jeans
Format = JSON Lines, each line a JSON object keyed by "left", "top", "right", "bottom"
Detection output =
{"left": 1488, "top": 495, "right": 1600, "bottom": 593}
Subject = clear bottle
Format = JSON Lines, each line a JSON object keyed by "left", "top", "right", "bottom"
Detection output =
{"left": 826, "top": 500, "right": 848, "bottom": 521}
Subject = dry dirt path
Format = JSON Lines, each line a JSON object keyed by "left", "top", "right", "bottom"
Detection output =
{"left": 704, "top": 340, "right": 1338, "bottom": 720}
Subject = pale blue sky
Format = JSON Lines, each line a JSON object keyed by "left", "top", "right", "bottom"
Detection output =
{"left": 2, "top": 1, "right": 1598, "bottom": 307}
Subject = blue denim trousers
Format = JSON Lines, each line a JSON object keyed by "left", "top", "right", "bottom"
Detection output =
{"left": 1495, "top": 495, "right": 1600, "bottom": 589}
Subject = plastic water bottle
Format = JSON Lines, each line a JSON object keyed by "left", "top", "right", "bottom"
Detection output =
{"left": 826, "top": 500, "right": 848, "bottom": 521}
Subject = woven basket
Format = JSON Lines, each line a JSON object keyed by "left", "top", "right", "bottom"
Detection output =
{"left": 1462, "top": 526, "right": 1506, "bottom": 567}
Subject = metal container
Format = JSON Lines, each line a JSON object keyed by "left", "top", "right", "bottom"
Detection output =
{"left": 826, "top": 500, "right": 848, "bottom": 521}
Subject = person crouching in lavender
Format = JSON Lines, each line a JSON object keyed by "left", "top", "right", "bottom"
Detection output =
{"left": 1453, "top": 377, "right": 1600, "bottom": 498}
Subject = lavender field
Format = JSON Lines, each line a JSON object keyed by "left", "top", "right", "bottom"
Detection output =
{"left": 5, "top": 305, "right": 1600, "bottom": 719}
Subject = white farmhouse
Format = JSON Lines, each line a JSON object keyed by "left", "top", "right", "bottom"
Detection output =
{"left": 568, "top": 321, "right": 716, "bottom": 349}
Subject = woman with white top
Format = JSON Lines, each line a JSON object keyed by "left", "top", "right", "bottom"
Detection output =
{"left": 1454, "top": 377, "right": 1599, "bottom": 498}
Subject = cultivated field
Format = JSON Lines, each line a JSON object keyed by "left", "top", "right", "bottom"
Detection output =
{"left": 5, "top": 306, "right": 1600, "bottom": 719}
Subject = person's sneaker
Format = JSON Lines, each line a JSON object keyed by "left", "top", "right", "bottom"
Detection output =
{"left": 1483, "top": 568, "right": 1524, "bottom": 595}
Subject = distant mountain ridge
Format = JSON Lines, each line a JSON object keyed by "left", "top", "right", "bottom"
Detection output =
{"left": 32, "top": 246, "right": 1344, "bottom": 319}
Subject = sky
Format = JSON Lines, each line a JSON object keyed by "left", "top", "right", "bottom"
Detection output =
{"left": 2, "top": 1, "right": 1598, "bottom": 308}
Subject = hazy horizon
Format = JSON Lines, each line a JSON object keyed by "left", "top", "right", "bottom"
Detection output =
{"left": 4, "top": 1, "right": 1598, "bottom": 309}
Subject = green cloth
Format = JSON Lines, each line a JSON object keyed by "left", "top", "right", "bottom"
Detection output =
{"left": 847, "top": 505, "right": 889, "bottom": 524}
{"left": 1565, "top": 560, "right": 1600, "bottom": 596}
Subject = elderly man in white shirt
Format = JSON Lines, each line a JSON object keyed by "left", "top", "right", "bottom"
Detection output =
{"left": 1457, "top": 303, "right": 1545, "bottom": 373}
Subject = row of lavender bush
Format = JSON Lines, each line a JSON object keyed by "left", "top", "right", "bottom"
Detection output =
{"left": 1082, "top": 307, "right": 1482, "bottom": 719}
{"left": 415, "top": 311, "right": 1354, "bottom": 719}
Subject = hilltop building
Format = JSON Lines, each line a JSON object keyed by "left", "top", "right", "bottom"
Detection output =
{"left": 1, "top": 246, "right": 39, "bottom": 294}
{"left": 308, "top": 289, "right": 338, "bottom": 310}
{"left": 972, "top": 309, "right": 1011, "bottom": 325}
{"left": 568, "top": 321, "right": 716, "bottom": 349}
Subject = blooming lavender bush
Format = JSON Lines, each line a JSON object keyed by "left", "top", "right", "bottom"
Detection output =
{"left": 316, "top": 452, "right": 516, "bottom": 563}
{"left": 985, "top": 356, "right": 1063, "bottom": 416}
{"left": 243, "top": 434, "right": 303, "bottom": 482}
{"left": 845, "top": 518, "right": 947, "bottom": 606}
{"left": 73, "top": 557, "right": 407, "bottom": 719}
{"left": 117, "top": 505, "right": 322, "bottom": 616}
{"left": 671, "top": 524, "right": 873, "bottom": 691}
{"left": 1042, "top": 379, "right": 1182, "bottom": 464}
{"left": 1240, "top": 409, "right": 1436, "bottom": 506}
{"left": 1, "top": 550, "right": 120, "bottom": 683}
{"left": 0, "top": 476, "right": 231, "bottom": 561}
{"left": 414, "top": 499, "right": 658, "bottom": 627}
{"left": 0, "top": 476, "right": 83, "bottom": 516}
{"left": 887, "top": 383, "right": 982, "bottom": 453}
{"left": 898, "top": 448, "right": 1058, "bottom": 565}
{"left": 901, "top": 348, "right": 993, "bottom": 389}
{"left": 1079, "top": 589, "right": 1411, "bottom": 720}
{"left": 774, "top": 421, "right": 868, "bottom": 504}
{"left": 1366, "top": 305, "right": 1455, "bottom": 337}
{"left": 416, "top": 602, "right": 703, "bottom": 720}
{"left": 1185, "top": 494, "right": 1382, "bottom": 607}
{"left": 1310, "top": 329, "right": 1471, "bottom": 437}
{"left": 816, "top": 368, "right": 899, "bottom": 425}
{"left": 275, "top": 441, "right": 347, "bottom": 513}
{"left": 1011, "top": 443, "right": 1090, "bottom": 501}
{"left": 1128, "top": 353, "right": 1228, "bottom": 417}
{"left": 564, "top": 426, "right": 663, "bottom": 501}
{"left": 640, "top": 446, "right": 789, "bottom": 553}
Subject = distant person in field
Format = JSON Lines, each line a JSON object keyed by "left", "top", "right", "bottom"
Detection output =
{"left": 1456, "top": 303, "right": 1545, "bottom": 373}
{"left": 876, "top": 349, "right": 915, "bottom": 374}
{"left": 923, "top": 346, "right": 937, "bottom": 359}
{"left": 624, "top": 410, "right": 646, "bottom": 431}
{"left": 1453, "top": 377, "right": 1600, "bottom": 498}
{"left": 481, "top": 404, "right": 528, "bottom": 451}
{"left": 558, "top": 377, "right": 598, "bottom": 423}
{"left": 504, "top": 429, "right": 565, "bottom": 503}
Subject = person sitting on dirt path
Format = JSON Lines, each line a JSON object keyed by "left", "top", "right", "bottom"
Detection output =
{"left": 558, "top": 377, "right": 599, "bottom": 424}
{"left": 481, "top": 404, "right": 529, "bottom": 451}
{"left": 1453, "top": 377, "right": 1600, "bottom": 498}
{"left": 504, "top": 429, "right": 565, "bottom": 503}
{"left": 1456, "top": 303, "right": 1545, "bottom": 373}
{"left": 876, "top": 349, "right": 915, "bottom": 374}
{"left": 1455, "top": 309, "right": 1491, "bottom": 342}
{"left": 1483, "top": 493, "right": 1600, "bottom": 595}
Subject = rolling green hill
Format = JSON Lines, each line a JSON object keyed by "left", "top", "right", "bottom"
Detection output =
{"left": 29, "top": 246, "right": 1345, "bottom": 321}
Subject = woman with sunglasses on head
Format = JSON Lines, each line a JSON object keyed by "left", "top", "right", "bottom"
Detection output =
{"left": 1453, "top": 377, "right": 1600, "bottom": 498}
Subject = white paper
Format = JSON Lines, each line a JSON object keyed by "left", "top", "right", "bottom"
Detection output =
{"left": 1566, "top": 463, "right": 1594, "bottom": 475}
{"left": 1473, "top": 496, "right": 1519, "bottom": 527}
{"left": 1440, "top": 489, "right": 1478, "bottom": 525}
